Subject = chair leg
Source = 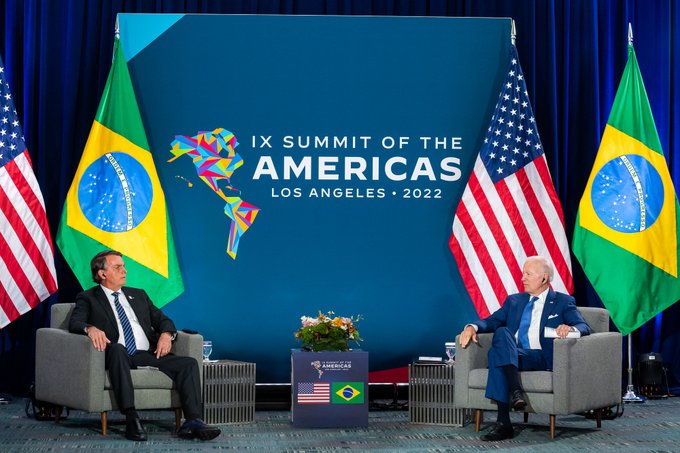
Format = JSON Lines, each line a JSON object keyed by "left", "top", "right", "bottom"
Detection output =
{"left": 101, "top": 411, "right": 108, "bottom": 436}
{"left": 54, "top": 406, "right": 62, "bottom": 424}
{"left": 175, "top": 408, "right": 183, "bottom": 431}
{"left": 595, "top": 408, "right": 602, "bottom": 428}
{"left": 523, "top": 412, "right": 529, "bottom": 423}
{"left": 549, "top": 414, "right": 556, "bottom": 439}
{"left": 474, "top": 409, "right": 482, "bottom": 432}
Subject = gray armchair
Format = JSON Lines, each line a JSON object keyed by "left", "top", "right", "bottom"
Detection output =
{"left": 454, "top": 307, "right": 622, "bottom": 439}
{"left": 35, "top": 303, "right": 203, "bottom": 435}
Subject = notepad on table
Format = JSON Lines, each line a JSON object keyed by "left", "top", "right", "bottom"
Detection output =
{"left": 544, "top": 327, "right": 580, "bottom": 338}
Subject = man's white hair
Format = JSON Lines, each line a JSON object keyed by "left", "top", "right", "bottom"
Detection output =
{"left": 525, "top": 256, "right": 554, "bottom": 282}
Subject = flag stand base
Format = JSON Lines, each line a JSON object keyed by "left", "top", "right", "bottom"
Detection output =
{"left": 622, "top": 333, "right": 645, "bottom": 403}
{"left": 623, "top": 385, "right": 646, "bottom": 403}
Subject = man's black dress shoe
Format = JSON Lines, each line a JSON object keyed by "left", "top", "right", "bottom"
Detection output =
{"left": 481, "top": 422, "right": 514, "bottom": 441}
{"left": 125, "top": 417, "right": 147, "bottom": 441}
{"left": 510, "top": 389, "right": 527, "bottom": 411}
{"left": 177, "top": 418, "right": 221, "bottom": 440}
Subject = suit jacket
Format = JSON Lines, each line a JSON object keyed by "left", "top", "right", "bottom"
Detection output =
{"left": 69, "top": 285, "right": 176, "bottom": 350}
{"left": 474, "top": 288, "right": 591, "bottom": 366}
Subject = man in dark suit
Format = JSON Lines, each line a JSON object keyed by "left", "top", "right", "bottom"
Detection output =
{"left": 69, "top": 250, "right": 221, "bottom": 442}
{"left": 458, "top": 255, "right": 591, "bottom": 441}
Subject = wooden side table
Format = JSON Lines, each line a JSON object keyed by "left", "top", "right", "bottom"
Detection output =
{"left": 408, "top": 363, "right": 469, "bottom": 426}
{"left": 202, "top": 360, "right": 256, "bottom": 424}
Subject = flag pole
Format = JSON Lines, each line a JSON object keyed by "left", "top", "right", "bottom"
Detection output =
{"left": 622, "top": 333, "right": 645, "bottom": 402}
{"left": 621, "top": 23, "right": 645, "bottom": 404}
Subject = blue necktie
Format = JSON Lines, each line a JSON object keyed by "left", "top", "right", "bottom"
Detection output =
{"left": 517, "top": 296, "right": 538, "bottom": 349}
{"left": 113, "top": 292, "right": 137, "bottom": 355}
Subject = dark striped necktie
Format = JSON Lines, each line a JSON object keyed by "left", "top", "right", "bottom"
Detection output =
{"left": 112, "top": 292, "right": 137, "bottom": 355}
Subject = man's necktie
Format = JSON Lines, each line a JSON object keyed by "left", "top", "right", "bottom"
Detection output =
{"left": 517, "top": 296, "right": 538, "bottom": 349}
{"left": 112, "top": 292, "right": 137, "bottom": 355}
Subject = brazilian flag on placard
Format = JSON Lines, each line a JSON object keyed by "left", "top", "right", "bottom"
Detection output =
{"left": 57, "top": 35, "right": 183, "bottom": 307}
{"left": 573, "top": 44, "right": 680, "bottom": 335}
{"left": 331, "top": 382, "right": 364, "bottom": 404}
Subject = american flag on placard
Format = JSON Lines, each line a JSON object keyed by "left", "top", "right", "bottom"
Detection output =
{"left": 0, "top": 56, "right": 58, "bottom": 328}
{"left": 297, "top": 382, "right": 330, "bottom": 404}
{"left": 449, "top": 45, "right": 573, "bottom": 318}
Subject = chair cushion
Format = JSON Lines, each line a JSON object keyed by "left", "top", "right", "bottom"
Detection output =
{"left": 468, "top": 368, "right": 554, "bottom": 393}
{"left": 105, "top": 368, "right": 175, "bottom": 390}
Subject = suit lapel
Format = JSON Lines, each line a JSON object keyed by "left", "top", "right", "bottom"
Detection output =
{"left": 539, "top": 288, "right": 558, "bottom": 332}
{"left": 94, "top": 285, "right": 118, "bottom": 328}
{"left": 513, "top": 295, "right": 532, "bottom": 332}
{"left": 123, "top": 289, "right": 144, "bottom": 325}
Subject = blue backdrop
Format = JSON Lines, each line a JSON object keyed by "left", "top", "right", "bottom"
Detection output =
{"left": 119, "top": 14, "right": 510, "bottom": 381}
{"left": 1, "top": 0, "right": 679, "bottom": 392}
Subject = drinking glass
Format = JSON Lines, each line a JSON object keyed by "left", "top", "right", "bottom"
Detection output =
{"left": 445, "top": 341, "right": 456, "bottom": 364}
{"left": 202, "top": 340, "right": 213, "bottom": 362}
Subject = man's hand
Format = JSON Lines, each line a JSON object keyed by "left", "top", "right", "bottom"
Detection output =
{"left": 459, "top": 325, "right": 478, "bottom": 349}
{"left": 155, "top": 332, "right": 173, "bottom": 359}
{"left": 555, "top": 324, "right": 575, "bottom": 339}
{"left": 86, "top": 326, "right": 111, "bottom": 352}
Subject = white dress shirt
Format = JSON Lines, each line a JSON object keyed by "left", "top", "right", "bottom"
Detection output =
{"left": 101, "top": 285, "right": 150, "bottom": 352}
{"left": 523, "top": 289, "right": 547, "bottom": 350}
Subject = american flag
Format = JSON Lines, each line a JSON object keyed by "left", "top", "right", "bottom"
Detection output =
{"left": 297, "top": 382, "right": 330, "bottom": 404}
{"left": 0, "top": 56, "right": 58, "bottom": 328}
{"left": 449, "top": 45, "right": 573, "bottom": 318}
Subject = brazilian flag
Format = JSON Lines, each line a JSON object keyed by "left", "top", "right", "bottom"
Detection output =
{"left": 331, "top": 382, "right": 364, "bottom": 404}
{"left": 57, "top": 36, "right": 183, "bottom": 307}
{"left": 573, "top": 44, "right": 680, "bottom": 335}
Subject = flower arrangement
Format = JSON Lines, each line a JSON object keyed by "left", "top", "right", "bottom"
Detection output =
{"left": 294, "top": 311, "right": 363, "bottom": 352}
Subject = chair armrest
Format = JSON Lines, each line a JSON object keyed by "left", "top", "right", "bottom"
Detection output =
{"left": 551, "top": 332, "right": 623, "bottom": 414}
{"left": 454, "top": 333, "right": 493, "bottom": 407}
{"left": 35, "top": 328, "right": 106, "bottom": 412}
{"left": 172, "top": 331, "right": 204, "bottom": 382}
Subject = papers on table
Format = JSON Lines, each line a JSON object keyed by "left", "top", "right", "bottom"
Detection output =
{"left": 544, "top": 327, "right": 580, "bottom": 338}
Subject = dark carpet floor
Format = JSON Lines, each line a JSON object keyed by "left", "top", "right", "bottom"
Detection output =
{"left": 2, "top": 396, "right": 679, "bottom": 452}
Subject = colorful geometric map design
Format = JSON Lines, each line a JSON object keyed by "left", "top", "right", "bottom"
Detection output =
{"left": 169, "top": 128, "right": 260, "bottom": 259}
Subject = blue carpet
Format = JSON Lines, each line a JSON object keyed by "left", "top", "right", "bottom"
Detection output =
{"left": 2, "top": 397, "right": 679, "bottom": 452}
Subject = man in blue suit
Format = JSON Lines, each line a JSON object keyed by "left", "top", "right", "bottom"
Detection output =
{"left": 459, "top": 256, "right": 591, "bottom": 441}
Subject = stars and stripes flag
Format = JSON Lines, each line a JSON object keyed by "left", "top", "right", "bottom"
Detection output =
{"left": 449, "top": 45, "right": 573, "bottom": 318}
{"left": 0, "top": 56, "right": 58, "bottom": 328}
{"left": 297, "top": 382, "right": 330, "bottom": 404}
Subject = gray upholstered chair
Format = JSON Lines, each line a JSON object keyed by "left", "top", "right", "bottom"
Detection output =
{"left": 454, "top": 307, "right": 622, "bottom": 439}
{"left": 35, "top": 303, "right": 203, "bottom": 435}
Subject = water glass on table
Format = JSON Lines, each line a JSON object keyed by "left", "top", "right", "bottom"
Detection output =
{"left": 445, "top": 341, "right": 456, "bottom": 364}
{"left": 202, "top": 340, "right": 213, "bottom": 362}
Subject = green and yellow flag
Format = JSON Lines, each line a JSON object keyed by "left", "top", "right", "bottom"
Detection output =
{"left": 573, "top": 44, "right": 680, "bottom": 335}
{"left": 57, "top": 36, "right": 183, "bottom": 306}
{"left": 331, "top": 382, "right": 364, "bottom": 404}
